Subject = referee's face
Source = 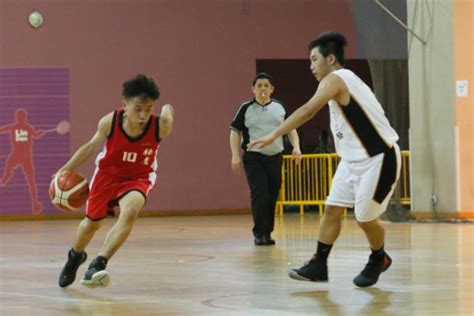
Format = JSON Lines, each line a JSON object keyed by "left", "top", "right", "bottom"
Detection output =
{"left": 252, "top": 79, "right": 274, "bottom": 102}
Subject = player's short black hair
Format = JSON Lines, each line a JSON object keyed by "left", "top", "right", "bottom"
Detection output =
{"left": 122, "top": 74, "right": 160, "bottom": 101}
{"left": 308, "top": 32, "right": 347, "bottom": 65}
{"left": 252, "top": 72, "right": 274, "bottom": 86}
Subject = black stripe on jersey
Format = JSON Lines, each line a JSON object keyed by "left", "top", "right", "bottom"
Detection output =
{"left": 339, "top": 97, "right": 390, "bottom": 156}
{"left": 230, "top": 100, "right": 253, "bottom": 131}
{"left": 273, "top": 98, "right": 288, "bottom": 119}
{"left": 155, "top": 116, "right": 161, "bottom": 143}
{"left": 373, "top": 146, "right": 398, "bottom": 204}
{"left": 108, "top": 111, "right": 118, "bottom": 139}
{"left": 230, "top": 100, "right": 253, "bottom": 150}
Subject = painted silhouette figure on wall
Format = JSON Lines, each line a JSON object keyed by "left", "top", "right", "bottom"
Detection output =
{"left": 0, "top": 109, "right": 45, "bottom": 214}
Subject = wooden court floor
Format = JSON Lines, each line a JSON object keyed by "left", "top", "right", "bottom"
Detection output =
{"left": 0, "top": 214, "right": 473, "bottom": 315}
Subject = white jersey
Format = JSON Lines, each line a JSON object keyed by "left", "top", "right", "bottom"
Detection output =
{"left": 328, "top": 69, "right": 399, "bottom": 161}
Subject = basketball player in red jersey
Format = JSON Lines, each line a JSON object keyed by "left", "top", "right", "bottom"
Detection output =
{"left": 57, "top": 74, "right": 175, "bottom": 288}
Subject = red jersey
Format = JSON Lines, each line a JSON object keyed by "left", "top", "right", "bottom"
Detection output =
{"left": 94, "top": 109, "right": 161, "bottom": 184}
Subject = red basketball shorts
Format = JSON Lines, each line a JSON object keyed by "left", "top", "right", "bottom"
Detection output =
{"left": 85, "top": 171, "right": 155, "bottom": 221}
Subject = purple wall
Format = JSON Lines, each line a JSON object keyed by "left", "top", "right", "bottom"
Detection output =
{"left": 0, "top": 0, "right": 358, "bottom": 214}
{"left": 0, "top": 68, "right": 70, "bottom": 215}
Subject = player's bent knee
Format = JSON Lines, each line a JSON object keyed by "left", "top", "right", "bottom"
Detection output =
{"left": 119, "top": 207, "right": 140, "bottom": 223}
{"left": 82, "top": 217, "right": 103, "bottom": 232}
{"left": 119, "top": 191, "right": 145, "bottom": 209}
{"left": 324, "top": 205, "right": 345, "bottom": 218}
{"left": 356, "top": 218, "right": 379, "bottom": 230}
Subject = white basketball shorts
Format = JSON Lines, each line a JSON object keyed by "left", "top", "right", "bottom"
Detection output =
{"left": 326, "top": 144, "right": 401, "bottom": 222}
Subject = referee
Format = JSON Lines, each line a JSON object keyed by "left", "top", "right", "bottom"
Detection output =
{"left": 230, "top": 73, "right": 301, "bottom": 246}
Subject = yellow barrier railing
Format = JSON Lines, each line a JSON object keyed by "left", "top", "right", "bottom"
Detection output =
{"left": 399, "top": 152, "right": 411, "bottom": 206}
{"left": 276, "top": 151, "right": 411, "bottom": 216}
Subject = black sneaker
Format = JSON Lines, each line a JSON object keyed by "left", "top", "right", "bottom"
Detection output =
{"left": 58, "top": 249, "right": 87, "bottom": 288}
{"left": 80, "top": 256, "right": 110, "bottom": 288}
{"left": 289, "top": 255, "right": 328, "bottom": 282}
{"left": 353, "top": 253, "right": 392, "bottom": 287}
{"left": 254, "top": 236, "right": 267, "bottom": 246}
{"left": 264, "top": 236, "right": 276, "bottom": 245}
{"left": 254, "top": 236, "right": 276, "bottom": 246}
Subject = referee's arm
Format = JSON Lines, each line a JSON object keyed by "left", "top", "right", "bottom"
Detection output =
{"left": 230, "top": 129, "right": 242, "bottom": 175}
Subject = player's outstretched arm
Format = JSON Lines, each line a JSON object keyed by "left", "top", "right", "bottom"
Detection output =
{"left": 159, "top": 104, "right": 175, "bottom": 139}
{"left": 248, "top": 74, "right": 344, "bottom": 150}
{"left": 56, "top": 112, "right": 112, "bottom": 173}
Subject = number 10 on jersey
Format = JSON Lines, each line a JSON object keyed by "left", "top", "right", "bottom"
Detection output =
{"left": 122, "top": 151, "right": 137, "bottom": 162}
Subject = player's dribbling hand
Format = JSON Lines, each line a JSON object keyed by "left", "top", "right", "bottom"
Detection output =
{"left": 51, "top": 168, "right": 72, "bottom": 180}
{"left": 51, "top": 170, "right": 62, "bottom": 180}
{"left": 247, "top": 133, "right": 276, "bottom": 150}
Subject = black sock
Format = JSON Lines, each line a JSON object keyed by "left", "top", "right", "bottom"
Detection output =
{"left": 92, "top": 256, "right": 108, "bottom": 269}
{"left": 370, "top": 246, "right": 385, "bottom": 260}
{"left": 70, "top": 248, "right": 83, "bottom": 257}
{"left": 315, "top": 241, "right": 333, "bottom": 261}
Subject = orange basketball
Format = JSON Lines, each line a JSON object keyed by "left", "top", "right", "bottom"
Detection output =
{"left": 49, "top": 170, "right": 89, "bottom": 211}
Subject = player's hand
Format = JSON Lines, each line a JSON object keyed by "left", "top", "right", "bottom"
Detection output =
{"left": 231, "top": 156, "right": 242, "bottom": 175}
{"left": 51, "top": 168, "right": 69, "bottom": 179}
{"left": 51, "top": 171, "right": 61, "bottom": 180}
{"left": 247, "top": 133, "right": 277, "bottom": 150}
{"left": 292, "top": 148, "right": 302, "bottom": 165}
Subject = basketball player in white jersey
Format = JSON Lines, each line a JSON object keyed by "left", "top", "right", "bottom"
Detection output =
{"left": 248, "top": 32, "right": 401, "bottom": 287}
